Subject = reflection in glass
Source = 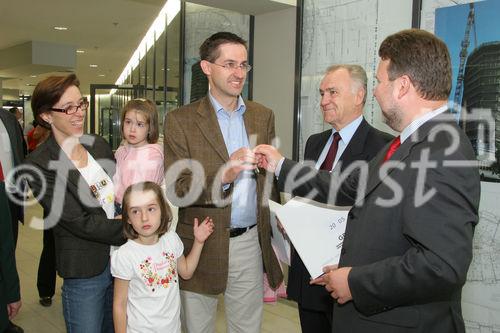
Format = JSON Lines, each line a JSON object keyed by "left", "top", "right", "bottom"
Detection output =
{"left": 183, "top": 2, "right": 250, "bottom": 104}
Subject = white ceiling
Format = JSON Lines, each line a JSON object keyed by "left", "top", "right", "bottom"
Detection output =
{"left": 0, "top": 0, "right": 295, "bottom": 97}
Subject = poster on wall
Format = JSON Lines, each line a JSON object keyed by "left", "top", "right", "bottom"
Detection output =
{"left": 433, "top": 0, "right": 500, "bottom": 182}
{"left": 462, "top": 182, "right": 500, "bottom": 333}
{"left": 298, "top": 0, "right": 412, "bottom": 160}
{"left": 425, "top": 1, "right": 500, "bottom": 332}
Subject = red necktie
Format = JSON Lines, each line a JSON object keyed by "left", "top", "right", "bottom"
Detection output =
{"left": 383, "top": 136, "right": 401, "bottom": 162}
{"left": 320, "top": 132, "right": 341, "bottom": 171}
{"left": 0, "top": 160, "right": 4, "bottom": 182}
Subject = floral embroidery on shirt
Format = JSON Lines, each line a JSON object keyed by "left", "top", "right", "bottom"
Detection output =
{"left": 139, "top": 252, "right": 178, "bottom": 292}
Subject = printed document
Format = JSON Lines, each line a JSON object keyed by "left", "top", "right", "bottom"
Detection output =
{"left": 275, "top": 197, "right": 350, "bottom": 279}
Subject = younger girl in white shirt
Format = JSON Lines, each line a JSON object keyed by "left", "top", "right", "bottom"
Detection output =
{"left": 111, "top": 181, "right": 214, "bottom": 333}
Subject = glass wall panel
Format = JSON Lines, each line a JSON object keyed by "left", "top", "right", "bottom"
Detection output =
{"left": 132, "top": 65, "right": 140, "bottom": 87}
{"left": 94, "top": 90, "right": 122, "bottom": 149}
{"left": 102, "top": 5, "right": 181, "bottom": 146}
{"left": 183, "top": 2, "right": 250, "bottom": 105}
{"left": 165, "top": 10, "right": 181, "bottom": 109}
{"left": 155, "top": 30, "right": 167, "bottom": 138}
{"left": 139, "top": 48, "right": 147, "bottom": 97}
{"left": 297, "top": 0, "right": 412, "bottom": 160}
{"left": 146, "top": 42, "right": 155, "bottom": 102}
{"left": 162, "top": 9, "right": 181, "bottom": 138}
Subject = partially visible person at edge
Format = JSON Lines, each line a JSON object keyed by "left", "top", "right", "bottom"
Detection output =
{"left": 0, "top": 178, "right": 22, "bottom": 333}
{"left": 23, "top": 74, "right": 125, "bottom": 333}
{"left": 7, "top": 107, "right": 27, "bottom": 157}
{"left": 28, "top": 119, "right": 54, "bottom": 309}
{"left": 26, "top": 120, "right": 50, "bottom": 153}
{"left": 164, "top": 31, "right": 283, "bottom": 333}
{"left": 0, "top": 107, "right": 25, "bottom": 248}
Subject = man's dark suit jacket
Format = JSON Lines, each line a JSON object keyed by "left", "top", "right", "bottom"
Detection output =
{"left": 278, "top": 112, "right": 480, "bottom": 332}
{"left": 0, "top": 108, "right": 25, "bottom": 243}
{"left": 24, "top": 134, "right": 124, "bottom": 278}
{"left": 0, "top": 182, "right": 20, "bottom": 332}
{"left": 287, "top": 118, "right": 392, "bottom": 314}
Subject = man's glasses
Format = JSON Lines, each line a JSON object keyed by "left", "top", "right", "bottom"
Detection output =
{"left": 50, "top": 100, "right": 89, "bottom": 115}
{"left": 211, "top": 62, "right": 252, "bottom": 72}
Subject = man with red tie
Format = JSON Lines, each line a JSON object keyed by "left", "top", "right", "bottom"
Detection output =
{"left": 286, "top": 64, "right": 391, "bottom": 333}
{"left": 255, "top": 29, "right": 480, "bottom": 332}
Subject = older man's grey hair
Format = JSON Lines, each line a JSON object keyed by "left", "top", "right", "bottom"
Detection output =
{"left": 325, "top": 64, "right": 368, "bottom": 105}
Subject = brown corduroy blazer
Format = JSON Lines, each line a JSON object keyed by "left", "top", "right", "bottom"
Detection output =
{"left": 164, "top": 96, "right": 283, "bottom": 294}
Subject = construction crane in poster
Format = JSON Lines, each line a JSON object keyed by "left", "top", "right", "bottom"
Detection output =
{"left": 453, "top": 2, "right": 477, "bottom": 117}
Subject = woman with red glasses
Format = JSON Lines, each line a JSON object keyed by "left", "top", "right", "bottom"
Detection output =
{"left": 23, "top": 74, "right": 124, "bottom": 333}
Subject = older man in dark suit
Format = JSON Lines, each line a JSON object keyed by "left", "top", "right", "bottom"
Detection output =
{"left": 288, "top": 64, "right": 391, "bottom": 333}
{"left": 256, "top": 29, "right": 480, "bottom": 332}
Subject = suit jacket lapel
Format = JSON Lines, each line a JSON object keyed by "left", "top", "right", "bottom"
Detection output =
{"left": 338, "top": 119, "right": 369, "bottom": 171}
{"left": 47, "top": 134, "right": 108, "bottom": 207}
{"left": 46, "top": 135, "right": 82, "bottom": 196}
{"left": 195, "top": 97, "right": 229, "bottom": 161}
{"left": 243, "top": 103, "right": 264, "bottom": 147}
{"left": 361, "top": 111, "right": 453, "bottom": 200}
{"left": 363, "top": 138, "right": 412, "bottom": 199}
{"left": 308, "top": 130, "right": 331, "bottom": 162}
{"left": 243, "top": 107, "right": 261, "bottom": 148}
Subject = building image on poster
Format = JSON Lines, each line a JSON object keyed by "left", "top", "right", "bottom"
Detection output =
{"left": 433, "top": 0, "right": 500, "bottom": 181}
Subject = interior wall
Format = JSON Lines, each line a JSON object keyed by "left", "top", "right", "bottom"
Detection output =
{"left": 253, "top": 7, "right": 296, "bottom": 158}
{"left": 0, "top": 79, "right": 3, "bottom": 107}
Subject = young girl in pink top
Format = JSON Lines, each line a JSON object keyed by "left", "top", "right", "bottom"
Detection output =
{"left": 114, "top": 99, "right": 164, "bottom": 208}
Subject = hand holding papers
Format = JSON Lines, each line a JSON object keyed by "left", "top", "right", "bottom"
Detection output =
{"left": 272, "top": 197, "right": 350, "bottom": 279}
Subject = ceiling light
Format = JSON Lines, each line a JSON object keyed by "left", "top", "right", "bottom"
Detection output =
{"left": 115, "top": 0, "right": 180, "bottom": 85}
{"left": 30, "top": 75, "right": 37, "bottom": 78}
{"left": 54, "top": 26, "right": 68, "bottom": 31}
{"left": 89, "top": 64, "right": 98, "bottom": 68}
{"left": 76, "top": 50, "right": 85, "bottom": 54}
{"left": 98, "top": 74, "right": 105, "bottom": 77}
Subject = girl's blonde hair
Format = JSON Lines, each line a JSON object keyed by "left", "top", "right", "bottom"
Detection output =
{"left": 121, "top": 181, "right": 172, "bottom": 239}
{"left": 120, "top": 98, "right": 159, "bottom": 143}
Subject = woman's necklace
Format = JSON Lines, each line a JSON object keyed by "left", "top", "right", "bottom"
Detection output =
{"left": 70, "top": 144, "right": 88, "bottom": 169}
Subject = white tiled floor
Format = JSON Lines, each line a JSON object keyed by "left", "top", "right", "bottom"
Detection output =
{"left": 11, "top": 203, "right": 301, "bottom": 332}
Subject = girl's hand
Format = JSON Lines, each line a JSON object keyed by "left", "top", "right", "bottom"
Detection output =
{"left": 193, "top": 217, "right": 214, "bottom": 243}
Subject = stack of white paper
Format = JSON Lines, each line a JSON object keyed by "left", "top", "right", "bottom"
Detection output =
{"left": 269, "top": 197, "right": 350, "bottom": 279}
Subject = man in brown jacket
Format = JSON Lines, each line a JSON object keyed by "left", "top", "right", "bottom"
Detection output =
{"left": 164, "top": 32, "right": 283, "bottom": 333}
